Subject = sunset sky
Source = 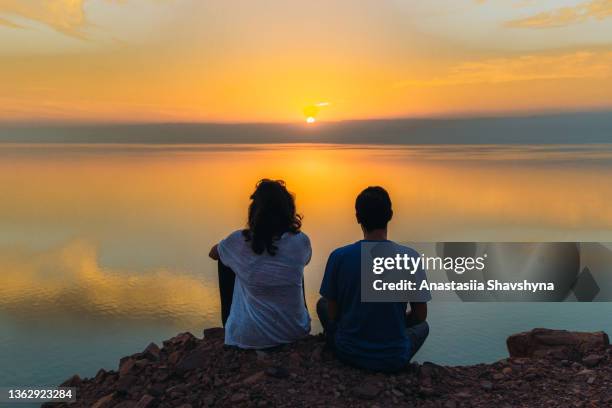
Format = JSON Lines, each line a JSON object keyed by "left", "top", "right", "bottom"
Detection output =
{"left": 1, "top": 0, "right": 612, "bottom": 123}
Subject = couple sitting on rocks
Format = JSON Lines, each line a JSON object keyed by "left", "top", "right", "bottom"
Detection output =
{"left": 209, "top": 179, "right": 430, "bottom": 372}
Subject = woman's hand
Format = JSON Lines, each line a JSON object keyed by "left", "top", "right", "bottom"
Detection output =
{"left": 209, "top": 244, "right": 220, "bottom": 261}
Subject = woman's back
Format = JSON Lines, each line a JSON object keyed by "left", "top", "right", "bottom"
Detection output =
{"left": 217, "top": 230, "right": 311, "bottom": 348}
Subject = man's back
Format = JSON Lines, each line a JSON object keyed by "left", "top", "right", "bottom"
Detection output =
{"left": 320, "top": 240, "right": 426, "bottom": 371}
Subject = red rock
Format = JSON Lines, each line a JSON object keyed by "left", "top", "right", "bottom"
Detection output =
{"left": 91, "top": 393, "right": 114, "bottom": 408}
{"left": 480, "top": 380, "right": 493, "bottom": 391}
{"left": 135, "top": 394, "right": 156, "bottom": 408}
{"left": 265, "top": 366, "right": 289, "bottom": 379}
{"left": 168, "top": 350, "right": 181, "bottom": 365}
{"left": 242, "top": 371, "right": 265, "bottom": 385}
{"left": 418, "top": 386, "right": 436, "bottom": 397}
{"left": 582, "top": 354, "right": 603, "bottom": 367}
{"left": 119, "top": 358, "right": 136, "bottom": 377}
{"left": 507, "top": 329, "right": 609, "bottom": 358}
{"left": 176, "top": 347, "right": 210, "bottom": 372}
{"left": 114, "top": 401, "right": 137, "bottom": 408}
{"left": 52, "top": 327, "right": 611, "bottom": 408}
{"left": 164, "top": 332, "right": 197, "bottom": 349}
{"left": 230, "top": 392, "right": 248, "bottom": 403}
{"left": 353, "top": 382, "right": 381, "bottom": 400}
{"left": 203, "top": 327, "right": 225, "bottom": 340}
{"left": 60, "top": 374, "right": 82, "bottom": 387}
{"left": 95, "top": 369, "right": 107, "bottom": 383}
{"left": 142, "top": 342, "right": 161, "bottom": 361}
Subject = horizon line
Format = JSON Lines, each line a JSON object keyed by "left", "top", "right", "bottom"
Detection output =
{"left": 2, "top": 108, "right": 612, "bottom": 128}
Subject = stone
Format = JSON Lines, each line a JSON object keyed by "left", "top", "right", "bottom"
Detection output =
{"left": 116, "top": 374, "right": 137, "bottom": 392}
{"left": 135, "top": 394, "right": 156, "bottom": 408}
{"left": 91, "top": 394, "right": 114, "bottom": 408}
{"left": 51, "top": 327, "right": 612, "bottom": 408}
{"left": 60, "top": 374, "right": 82, "bottom": 387}
{"left": 265, "top": 366, "right": 289, "bottom": 379}
{"left": 164, "top": 332, "right": 197, "bottom": 350}
{"left": 418, "top": 386, "right": 436, "bottom": 397}
{"left": 230, "top": 393, "right": 248, "bottom": 403}
{"left": 311, "top": 344, "right": 323, "bottom": 361}
{"left": 582, "top": 354, "right": 603, "bottom": 368}
{"left": 481, "top": 380, "right": 494, "bottom": 391}
{"left": 114, "top": 401, "right": 137, "bottom": 408}
{"left": 203, "top": 327, "right": 225, "bottom": 340}
{"left": 242, "top": 371, "right": 265, "bottom": 385}
{"left": 507, "top": 329, "right": 609, "bottom": 358}
{"left": 176, "top": 347, "right": 209, "bottom": 373}
{"left": 353, "top": 382, "right": 381, "bottom": 400}
{"left": 95, "top": 369, "right": 107, "bottom": 383}
{"left": 142, "top": 342, "right": 161, "bottom": 361}
{"left": 119, "top": 358, "right": 137, "bottom": 377}
{"left": 147, "top": 383, "right": 165, "bottom": 397}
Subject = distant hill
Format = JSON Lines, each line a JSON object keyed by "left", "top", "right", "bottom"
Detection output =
{"left": 2, "top": 112, "right": 612, "bottom": 144}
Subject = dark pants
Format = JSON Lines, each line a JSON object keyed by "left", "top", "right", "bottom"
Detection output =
{"left": 217, "top": 260, "right": 308, "bottom": 327}
{"left": 316, "top": 297, "right": 430, "bottom": 360}
{"left": 218, "top": 261, "right": 235, "bottom": 327}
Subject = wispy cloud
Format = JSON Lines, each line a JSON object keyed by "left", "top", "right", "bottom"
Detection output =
{"left": 397, "top": 50, "right": 612, "bottom": 87}
{"left": 0, "top": 0, "right": 159, "bottom": 39}
{"left": 505, "top": 0, "right": 612, "bottom": 28}
{"left": 0, "top": 15, "right": 21, "bottom": 28}
{"left": 0, "top": 0, "right": 88, "bottom": 38}
{"left": 0, "top": 239, "right": 219, "bottom": 322}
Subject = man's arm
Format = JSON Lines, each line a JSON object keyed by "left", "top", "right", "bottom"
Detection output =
{"left": 406, "top": 302, "right": 427, "bottom": 327}
{"left": 327, "top": 298, "right": 339, "bottom": 322}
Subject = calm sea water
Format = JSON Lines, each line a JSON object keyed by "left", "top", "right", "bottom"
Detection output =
{"left": 1, "top": 143, "right": 612, "bottom": 390}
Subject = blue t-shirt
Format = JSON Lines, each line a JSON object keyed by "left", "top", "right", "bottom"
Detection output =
{"left": 319, "top": 240, "right": 427, "bottom": 371}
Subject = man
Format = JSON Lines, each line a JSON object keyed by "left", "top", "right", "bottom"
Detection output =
{"left": 317, "top": 186, "right": 430, "bottom": 372}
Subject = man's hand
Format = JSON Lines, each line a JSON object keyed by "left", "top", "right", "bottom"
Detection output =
{"left": 209, "top": 244, "right": 220, "bottom": 261}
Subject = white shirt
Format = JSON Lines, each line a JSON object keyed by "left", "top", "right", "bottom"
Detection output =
{"left": 217, "top": 230, "right": 312, "bottom": 348}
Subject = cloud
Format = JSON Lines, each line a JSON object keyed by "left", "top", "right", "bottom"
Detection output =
{"left": 396, "top": 50, "right": 612, "bottom": 87}
{"left": 0, "top": 239, "right": 219, "bottom": 322}
{"left": 0, "top": 0, "right": 157, "bottom": 38}
{"left": 0, "top": 0, "right": 88, "bottom": 38}
{"left": 0, "top": 15, "right": 21, "bottom": 28}
{"left": 505, "top": 0, "right": 612, "bottom": 28}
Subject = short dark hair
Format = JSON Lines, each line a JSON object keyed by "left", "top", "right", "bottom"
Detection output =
{"left": 355, "top": 186, "right": 393, "bottom": 231}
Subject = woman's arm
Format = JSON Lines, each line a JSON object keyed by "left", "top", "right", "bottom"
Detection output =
{"left": 209, "top": 244, "right": 220, "bottom": 260}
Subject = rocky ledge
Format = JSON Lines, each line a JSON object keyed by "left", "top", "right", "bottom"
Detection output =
{"left": 47, "top": 328, "right": 610, "bottom": 408}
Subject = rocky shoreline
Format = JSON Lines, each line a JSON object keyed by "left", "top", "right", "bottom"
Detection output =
{"left": 47, "top": 328, "right": 610, "bottom": 408}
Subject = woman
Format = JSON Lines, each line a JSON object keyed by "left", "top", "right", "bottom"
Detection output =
{"left": 209, "top": 179, "right": 311, "bottom": 349}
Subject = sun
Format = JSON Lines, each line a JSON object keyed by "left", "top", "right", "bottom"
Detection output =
{"left": 306, "top": 116, "right": 316, "bottom": 124}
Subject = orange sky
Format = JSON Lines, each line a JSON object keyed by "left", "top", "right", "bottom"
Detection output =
{"left": 1, "top": 0, "right": 612, "bottom": 123}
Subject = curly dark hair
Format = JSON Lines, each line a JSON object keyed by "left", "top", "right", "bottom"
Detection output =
{"left": 242, "top": 179, "right": 302, "bottom": 255}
